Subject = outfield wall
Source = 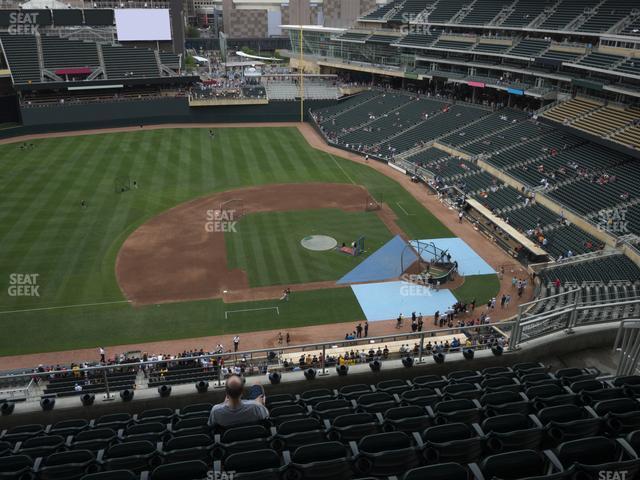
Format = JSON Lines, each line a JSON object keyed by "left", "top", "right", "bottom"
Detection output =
{"left": 1, "top": 98, "right": 339, "bottom": 139}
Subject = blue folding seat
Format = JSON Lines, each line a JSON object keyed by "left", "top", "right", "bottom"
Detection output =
{"left": 569, "top": 379, "right": 626, "bottom": 404}
{"left": 481, "top": 376, "right": 522, "bottom": 393}
{"left": 150, "top": 460, "right": 209, "bottom": 480}
{"left": 338, "top": 384, "right": 373, "bottom": 401}
{"left": 376, "top": 380, "right": 412, "bottom": 396}
{"left": 352, "top": 431, "right": 420, "bottom": 477}
{"left": 15, "top": 435, "right": 65, "bottom": 459}
{"left": 159, "top": 433, "right": 214, "bottom": 463}
{"left": 401, "top": 387, "right": 440, "bottom": 407}
{"left": 98, "top": 440, "right": 158, "bottom": 473}
{"left": 480, "top": 391, "right": 531, "bottom": 416}
{"left": 94, "top": 414, "right": 133, "bottom": 431}
{"left": 176, "top": 403, "right": 212, "bottom": 420}
{"left": 81, "top": 470, "right": 138, "bottom": 480}
{"left": 442, "top": 382, "right": 482, "bottom": 400}
{"left": 448, "top": 370, "right": 483, "bottom": 384}
{"left": 525, "top": 384, "right": 578, "bottom": 411}
{"left": 217, "top": 448, "right": 286, "bottom": 480}
{"left": 555, "top": 436, "right": 640, "bottom": 479}
{"left": 212, "top": 425, "right": 271, "bottom": 460}
{"left": 402, "top": 462, "right": 467, "bottom": 480}
{"left": 383, "top": 405, "right": 431, "bottom": 432}
{"left": 470, "top": 449, "right": 570, "bottom": 480}
{"left": 69, "top": 429, "right": 118, "bottom": 452}
{"left": 429, "top": 398, "right": 484, "bottom": 424}
{"left": 356, "top": 392, "right": 398, "bottom": 414}
{"left": 120, "top": 422, "right": 170, "bottom": 444}
{"left": 299, "top": 389, "right": 334, "bottom": 406}
{"left": 481, "top": 413, "right": 544, "bottom": 453}
{"left": 171, "top": 416, "right": 209, "bottom": 437}
{"left": 537, "top": 404, "right": 601, "bottom": 445}
{"left": 312, "top": 399, "right": 354, "bottom": 420}
{"left": 412, "top": 375, "right": 447, "bottom": 390}
{"left": 286, "top": 441, "right": 353, "bottom": 480}
{"left": 271, "top": 418, "right": 327, "bottom": 451}
{"left": 421, "top": 422, "right": 483, "bottom": 465}
{"left": 326, "top": 413, "right": 382, "bottom": 442}
{"left": 35, "top": 449, "right": 96, "bottom": 479}
{"left": 48, "top": 420, "right": 89, "bottom": 438}
{"left": 135, "top": 408, "right": 174, "bottom": 425}
{"left": 1, "top": 425, "right": 44, "bottom": 444}
{"left": 594, "top": 398, "right": 640, "bottom": 434}
{"left": 0, "top": 454, "right": 33, "bottom": 479}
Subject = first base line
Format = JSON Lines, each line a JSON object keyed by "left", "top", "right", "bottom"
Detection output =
{"left": 224, "top": 306, "right": 280, "bottom": 319}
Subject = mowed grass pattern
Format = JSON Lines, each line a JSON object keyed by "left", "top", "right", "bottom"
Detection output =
{"left": 0, "top": 127, "right": 453, "bottom": 355}
{"left": 226, "top": 209, "right": 394, "bottom": 287}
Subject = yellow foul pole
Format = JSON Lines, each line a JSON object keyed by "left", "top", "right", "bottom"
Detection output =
{"left": 299, "top": 27, "right": 304, "bottom": 123}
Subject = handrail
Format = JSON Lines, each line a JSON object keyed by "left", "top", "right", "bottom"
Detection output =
{"left": 0, "top": 321, "right": 514, "bottom": 384}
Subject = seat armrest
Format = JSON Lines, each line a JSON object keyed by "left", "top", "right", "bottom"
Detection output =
{"left": 468, "top": 462, "right": 485, "bottom": 480}
{"left": 617, "top": 437, "right": 639, "bottom": 459}
{"left": 584, "top": 405, "right": 600, "bottom": 418}
{"left": 543, "top": 449, "right": 565, "bottom": 472}
{"left": 412, "top": 431, "right": 424, "bottom": 447}
{"left": 349, "top": 440, "right": 359, "bottom": 456}
{"left": 472, "top": 422, "right": 485, "bottom": 437}
{"left": 529, "top": 414, "right": 544, "bottom": 429}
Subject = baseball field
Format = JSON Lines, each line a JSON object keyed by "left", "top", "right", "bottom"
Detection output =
{"left": 0, "top": 126, "right": 500, "bottom": 357}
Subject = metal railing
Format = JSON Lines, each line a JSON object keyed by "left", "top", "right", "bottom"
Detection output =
{"left": 511, "top": 297, "right": 640, "bottom": 345}
{"left": 0, "top": 322, "right": 512, "bottom": 403}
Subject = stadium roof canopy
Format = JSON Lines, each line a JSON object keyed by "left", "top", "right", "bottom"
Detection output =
{"left": 235, "top": 51, "right": 283, "bottom": 62}
{"left": 280, "top": 25, "right": 345, "bottom": 33}
{"left": 21, "top": 0, "right": 69, "bottom": 9}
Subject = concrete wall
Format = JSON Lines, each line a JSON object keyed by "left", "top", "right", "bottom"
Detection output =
{"left": 14, "top": 98, "right": 338, "bottom": 133}
{"left": 0, "top": 95, "right": 19, "bottom": 124}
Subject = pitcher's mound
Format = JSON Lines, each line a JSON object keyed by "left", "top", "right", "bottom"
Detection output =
{"left": 301, "top": 235, "right": 338, "bottom": 251}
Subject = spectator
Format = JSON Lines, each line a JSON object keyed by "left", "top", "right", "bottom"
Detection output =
{"left": 208, "top": 374, "right": 268, "bottom": 428}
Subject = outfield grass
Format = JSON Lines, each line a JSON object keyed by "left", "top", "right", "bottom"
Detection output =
{"left": 226, "top": 209, "right": 393, "bottom": 287}
{"left": 0, "top": 126, "right": 457, "bottom": 355}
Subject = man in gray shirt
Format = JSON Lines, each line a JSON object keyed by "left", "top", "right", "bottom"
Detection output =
{"left": 208, "top": 374, "right": 269, "bottom": 428}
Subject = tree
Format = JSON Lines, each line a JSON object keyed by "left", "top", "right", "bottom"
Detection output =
{"left": 186, "top": 25, "right": 200, "bottom": 39}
